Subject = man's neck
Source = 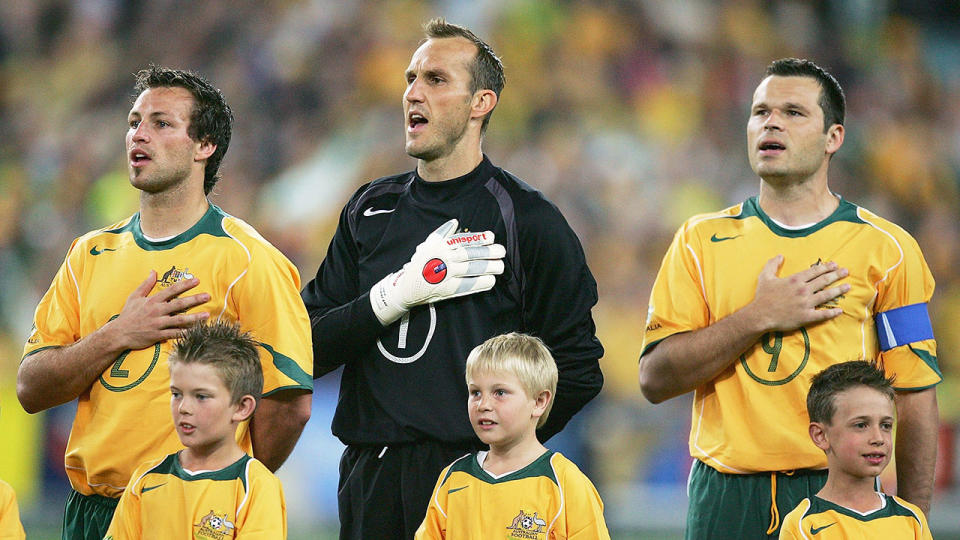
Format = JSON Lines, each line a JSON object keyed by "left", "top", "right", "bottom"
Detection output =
{"left": 757, "top": 173, "right": 839, "bottom": 227}
{"left": 138, "top": 186, "right": 210, "bottom": 239}
{"left": 416, "top": 147, "right": 483, "bottom": 182}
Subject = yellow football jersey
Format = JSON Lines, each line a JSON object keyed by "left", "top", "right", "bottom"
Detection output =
{"left": 22, "top": 204, "right": 313, "bottom": 498}
{"left": 415, "top": 450, "right": 610, "bottom": 540}
{"left": 0, "top": 479, "right": 26, "bottom": 540}
{"left": 641, "top": 197, "right": 940, "bottom": 473}
{"left": 104, "top": 452, "right": 286, "bottom": 539}
{"left": 779, "top": 494, "right": 931, "bottom": 539}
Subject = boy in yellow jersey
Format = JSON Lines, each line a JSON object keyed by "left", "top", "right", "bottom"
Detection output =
{"left": 0, "top": 478, "right": 26, "bottom": 540}
{"left": 17, "top": 67, "right": 311, "bottom": 540}
{"left": 779, "top": 361, "right": 931, "bottom": 539}
{"left": 415, "top": 333, "right": 609, "bottom": 540}
{"left": 105, "top": 321, "right": 286, "bottom": 539}
{"left": 638, "top": 58, "right": 940, "bottom": 539}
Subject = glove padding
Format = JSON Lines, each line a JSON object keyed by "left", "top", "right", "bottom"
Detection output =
{"left": 370, "top": 219, "right": 506, "bottom": 325}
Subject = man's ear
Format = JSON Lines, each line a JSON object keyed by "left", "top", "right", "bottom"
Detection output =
{"left": 470, "top": 89, "right": 497, "bottom": 121}
{"left": 195, "top": 139, "right": 217, "bottom": 162}
{"left": 233, "top": 395, "right": 257, "bottom": 423}
{"left": 809, "top": 422, "right": 830, "bottom": 451}
{"left": 825, "top": 123, "right": 844, "bottom": 156}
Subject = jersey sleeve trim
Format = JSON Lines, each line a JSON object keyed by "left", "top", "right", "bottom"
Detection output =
{"left": 258, "top": 342, "right": 313, "bottom": 393}
{"left": 906, "top": 345, "right": 941, "bottom": 378}
{"left": 875, "top": 303, "right": 934, "bottom": 351}
{"left": 639, "top": 336, "right": 670, "bottom": 358}
{"left": 21, "top": 345, "right": 61, "bottom": 362}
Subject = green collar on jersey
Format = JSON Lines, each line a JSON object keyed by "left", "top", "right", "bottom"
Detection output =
{"left": 105, "top": 203, "right": 232, "bottom": 251}
{"left": 738, "top": 197, "right": 864, "bottom": 238}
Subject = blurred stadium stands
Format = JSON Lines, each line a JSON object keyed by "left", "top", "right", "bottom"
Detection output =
{"left": 2, "top": 1, "right": 960, "bottom": 537}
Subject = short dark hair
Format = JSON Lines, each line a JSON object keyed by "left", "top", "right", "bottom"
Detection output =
{"left": 133, "top": 66, "right": 233, "bottom": 195}
{"left": 764, "top": 58, "right": 845, "bottom": 132}
{"left": 169, "top": 320, "right": 262, "bottom": 405}
{"left": 423, "top": 18, "right": 504, "bottom": 133}
{"left": 807, "top": 361, "right": 895, "bottom": 425}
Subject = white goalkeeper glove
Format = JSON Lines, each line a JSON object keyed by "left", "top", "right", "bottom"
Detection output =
{"left": 370, "top": 219, "right": 506, "bottom": 325}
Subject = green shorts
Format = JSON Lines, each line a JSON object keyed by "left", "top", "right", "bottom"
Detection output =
{"left": 63, "top": 489, "right": 119, "bottom": 540}
{"left": 685, "top": 459, "right": 828, "bottom": 540}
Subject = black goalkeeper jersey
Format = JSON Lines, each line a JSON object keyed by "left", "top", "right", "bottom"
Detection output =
{"left": 302, "top": 156, "right": 604, "bottom": 446}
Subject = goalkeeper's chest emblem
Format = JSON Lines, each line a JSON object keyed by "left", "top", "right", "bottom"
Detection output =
{"left": 422, "top": 258, "right": 448, "bottom": 284}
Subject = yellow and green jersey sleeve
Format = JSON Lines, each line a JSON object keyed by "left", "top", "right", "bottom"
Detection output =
{"left": 779, "top": 495, "right": 931, "bottom": 539}
{"left": 104, "top": 452, "right": 286, "bottom": 540}
{"left": 415, "top": 450, "right": 610, "bottom": 540}
{"left": 641, "top": 198, "right": 940, "bottom": 473}
{"left": 22, "top": 204, "right": 312, "bottom": 498}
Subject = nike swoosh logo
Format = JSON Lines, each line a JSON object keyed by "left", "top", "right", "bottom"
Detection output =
{"left": 810, "top": 522, "right": 836, "bottom": 535}
{"left": 142, "top": 483, "right": 166, "bottom": 493}
{"left": 90, "top": 246, "right": 118, "bottom": 256}
{"left": 363, "top": 207, "right": 395, "bottom": 216}
{"left": 448, "top": 486, "right": 468, "bottom": 494}
{"left": 710, "top": 233, "right": 742, "bottom": 243}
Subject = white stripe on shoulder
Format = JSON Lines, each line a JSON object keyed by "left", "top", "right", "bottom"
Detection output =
{"left": 854, "top": 207, "right": 905, "bottom": 361}
{"left": 125, "top": 459, "right": 166, "bottom": 498}
{"left": 685, "top": 203, "right": 746, "bottom": 229}
{"left": 67, "top": 253, "right": 80, "bottom": 306}
{"left": 435, "top": 454, "right": 473, "bottom": 519}
{"left": 797, "top": 498, "right": 813, "bottom": 540}
{"left": 236, "top": 458, "right": 254, "bottom": 515}
{"left": 681, "top": 206, "right": 744, "bottom": 310}
{"left": 683, "top": 244, "right": 708, "bottom": 306}
{"left": 218, "top": 217, "right": 252, "bottom": 322}
{"left": 546, "top": 453, "right": 563, "bottom": 534}
{"left": 896, "top": 496, "right": 926, "bottom": 537}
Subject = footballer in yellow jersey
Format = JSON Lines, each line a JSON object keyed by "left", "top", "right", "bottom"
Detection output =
{"left": 415, "top": 450, "right": 609, "bottom": 540}
{"left": 104, "top": 452, "right": 285, "bottom": 539}
{"left": 641, "top": 197, "right": 940, "bottom": 474}
{"left": 22, "top": 204, "right": 312, "bottom": 498}
{"left": 778, "top": 494, "right": 931, "bottom": 540}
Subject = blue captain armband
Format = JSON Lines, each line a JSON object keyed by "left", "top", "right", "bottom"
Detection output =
{"left": 875, "top": 303, "right": 934, "bottom": 351}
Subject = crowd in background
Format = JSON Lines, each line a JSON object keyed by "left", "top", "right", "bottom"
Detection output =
{"left": 2, "top": 0, "right": 959, "bottom": 535}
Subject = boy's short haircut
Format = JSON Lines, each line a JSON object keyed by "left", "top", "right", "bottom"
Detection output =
{"left": 169, "top": 320, "right": 263, "bottom": 405}
{"left": 807, "top": 361, "right": 895, "bottom": 425}
{"left": 465, "top": 332, "right": 558, "bottom": 428}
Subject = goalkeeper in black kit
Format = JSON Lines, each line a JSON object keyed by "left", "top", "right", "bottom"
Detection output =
{"left": 301, "top": 17, "right": 604, "bottom": 540}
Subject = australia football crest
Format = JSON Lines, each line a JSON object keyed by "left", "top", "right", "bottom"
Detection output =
{"left": 157, "top": 265, "right": 194, "bottom": 288}
{"left": 194, "top": 510, "right": 236, "bottom": 539}
{"left": 506, "top": 509, "right": 547, "bottom": 539}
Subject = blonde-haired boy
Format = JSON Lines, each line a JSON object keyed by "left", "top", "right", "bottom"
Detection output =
{"left": 415, "top": 332, "right": 609, "bottom": 539}
{"left": 105, "top": 321, "right": 286, "bottom": 539}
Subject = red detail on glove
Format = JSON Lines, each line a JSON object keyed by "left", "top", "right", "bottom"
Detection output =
{"left": 422, "top": 258, "right": 447, "bottom": 284}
